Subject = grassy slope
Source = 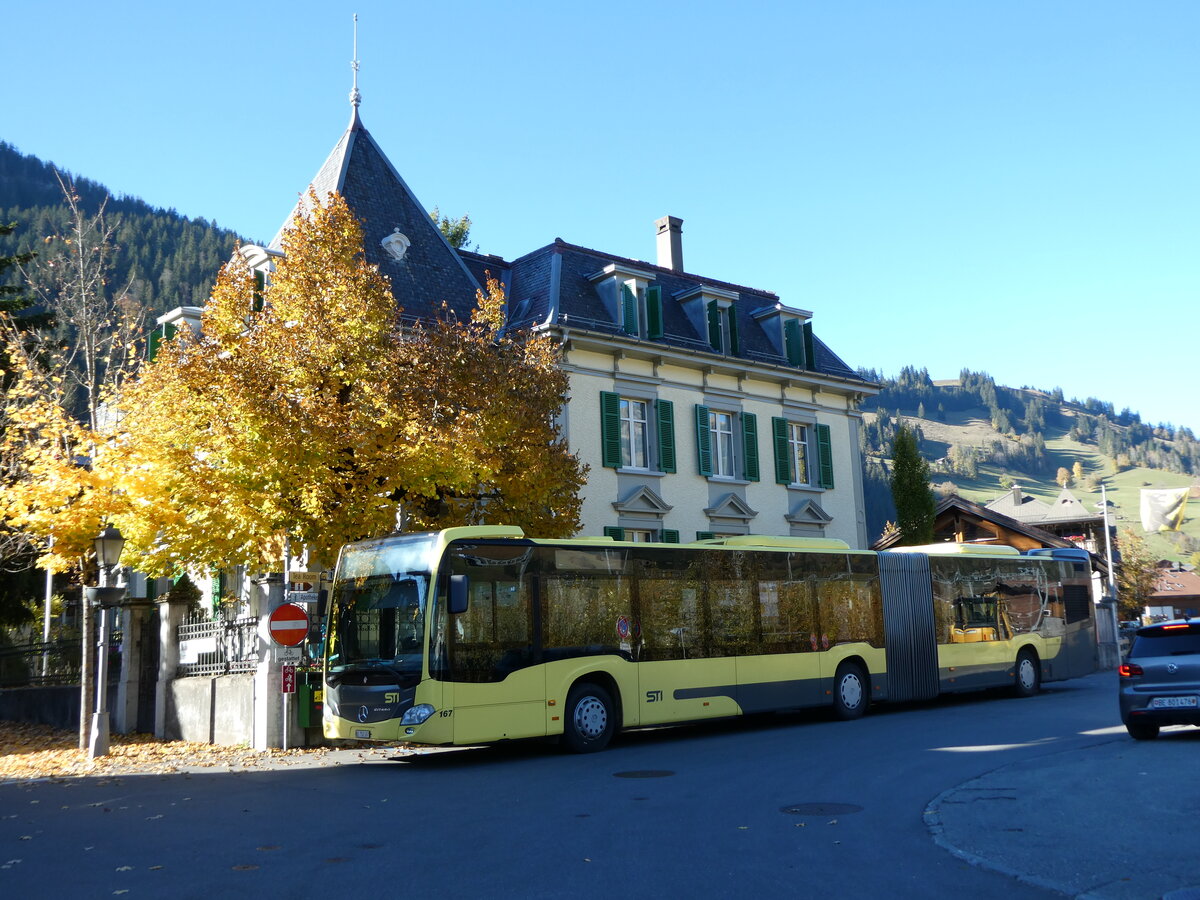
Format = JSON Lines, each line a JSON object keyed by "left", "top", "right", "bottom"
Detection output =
{"left": 868, "top": 402, "right": 1199, "bottom": 562}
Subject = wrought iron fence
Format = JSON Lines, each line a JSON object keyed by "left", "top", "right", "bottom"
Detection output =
{"left": 176, "top": 613, "right": 260, "bottom": 677}
{"left": 0, "top": 635, "right": 120, "bottom": 688}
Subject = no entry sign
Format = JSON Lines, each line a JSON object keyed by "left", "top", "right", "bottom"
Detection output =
{"left": 269, "top": 603, "right": 310, "bottom": 647}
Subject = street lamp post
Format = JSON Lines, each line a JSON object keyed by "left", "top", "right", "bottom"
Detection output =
{"left": 86, "top": 525, "right": 126, "bottom": 759}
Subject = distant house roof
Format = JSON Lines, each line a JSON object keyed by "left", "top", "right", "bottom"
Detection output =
{"left": 1150, "top": 567, "right": 1200, "bottom": 604}
{"left": 874, "top": 493, "right": 1079, "bottom": 553}
{"left": 985, "top": 485, "right": 1102, "bottom": 526}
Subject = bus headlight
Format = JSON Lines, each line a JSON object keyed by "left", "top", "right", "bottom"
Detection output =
{"left": 400, "top": 704, "right": 435, "bottom": 726}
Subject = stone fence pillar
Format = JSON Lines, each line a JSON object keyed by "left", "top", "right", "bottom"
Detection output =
{"left": 114, "top": 597, "right": 153, "bottom": 734}
{"left": 154, "top": 593, "right": 192, "bottom": 739}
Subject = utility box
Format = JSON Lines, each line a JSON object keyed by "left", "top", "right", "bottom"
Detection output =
{"left": 297, "top": 671, "right": 323, "bottom": 728}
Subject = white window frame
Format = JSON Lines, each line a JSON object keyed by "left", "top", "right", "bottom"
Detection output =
{"left": 788, "top": 422, "right": 810, "bottom": 486}
{"left": 620, "top": 397, "right": 650, "bottom": 469}
{"left": 710, "top": 410, "right": 736, "bottom": 478}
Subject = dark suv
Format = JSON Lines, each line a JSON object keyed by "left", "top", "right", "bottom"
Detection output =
{"left": 1119, "top": 619, "right": 1200, "bottom": 740}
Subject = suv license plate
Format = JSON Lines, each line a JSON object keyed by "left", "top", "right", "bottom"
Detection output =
{"left": 1150, "top": 696, "right": 1199, "bottom": 709}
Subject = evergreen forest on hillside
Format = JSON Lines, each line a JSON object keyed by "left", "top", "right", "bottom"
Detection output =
{"left": 858, "top": 366, "right": 1199, "bottom": 558}
{"left": 0, "top": 141, "right": 243, "bottom": 316}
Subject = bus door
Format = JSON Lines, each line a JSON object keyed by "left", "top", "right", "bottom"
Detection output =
{"left": 443, "top": 564, "right": 547, "bottom": 744}
{"left": 635, "top": 578, "right": 737, "bottom": 724}
{"left": 734, "top": 578, "right": 823, "bottom": 711}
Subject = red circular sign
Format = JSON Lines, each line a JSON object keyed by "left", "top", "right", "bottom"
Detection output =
{"left": 269, "top": 603, "right": 310, "bottom": 646}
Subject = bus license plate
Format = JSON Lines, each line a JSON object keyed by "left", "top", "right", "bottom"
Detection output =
{"left": 1150, "top": 696, "right": 1198, "bottom": 709}
{"left": 355, "top": 729, "right": 371, "bottom": 738}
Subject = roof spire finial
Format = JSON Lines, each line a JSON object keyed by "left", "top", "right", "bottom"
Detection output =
{"left": 349, "top": 13, "right": 361, "bottom": 118}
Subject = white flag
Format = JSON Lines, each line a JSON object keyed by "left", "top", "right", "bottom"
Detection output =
{"left": 1140, "top": 488, "right": 1189, "bottom": 532}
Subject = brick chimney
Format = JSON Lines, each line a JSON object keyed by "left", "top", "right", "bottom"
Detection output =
{"left": 656, "top": 215, "right": 683, "bottom": 273}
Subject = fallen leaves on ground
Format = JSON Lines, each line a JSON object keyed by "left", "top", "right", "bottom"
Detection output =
{"left": 0, "top": 721, "right": 348, "bottom": 782}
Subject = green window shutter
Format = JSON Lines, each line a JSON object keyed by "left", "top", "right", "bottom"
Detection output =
{"left": 603, "top": 526, "right": 625, "bottom": 540}
{"left": 646, "top": 285, "right": 663, "bottom": 339}
{"left": 784, "top": 319, "right": 803, "bottom": 366}
{"left": 165, "top": 322, "right": 178, "bottom": 341}
{"left": 148, "top": 328, "right": 162, "bottom": 362}
{"left": 621, "top": 284, "right": 639, "bottom": 336}
{"left": 600, "top": 392, "right": 622, "bottom": 468}
{"left": 741, "top": 412, "right": 759, "bottom": 481}
{"left": 728, "top": 306, "right": 740, "bottom": 356}
{"left": 803, "top": 321, "right": 816, "bottom": 371}
{"left": 772, "top": 416, "right": 792, "bottom": 484}
{"left": 253, "top": 270, "right": 265, "bottom": 312}
{"left": 694, "top": 404, "right": 713, "bottom": 476}
{"left": 707, "top": 301, "right": 722, "bottom": 352}
{"left": 661, "top": 529, "right": 680, "bottom": 544}
{"left": 696, "top": 531, "right": 716, "bottom": 541}
{"left": 816, "top": 423, "right": 835, "bottom": 488}
{"left": 656, "top": 399, "right": 676, "bottom": 473}
{"left": 146, "top": 577, "right": 158, "bottom": 601}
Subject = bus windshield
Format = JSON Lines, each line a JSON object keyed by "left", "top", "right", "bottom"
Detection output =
{"left": 327, "top": 534, "right": 438, "bottom": 684}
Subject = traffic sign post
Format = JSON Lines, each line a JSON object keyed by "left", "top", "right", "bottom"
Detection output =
{"left": 269, "top": 605, "right": 309, "bottom": 751}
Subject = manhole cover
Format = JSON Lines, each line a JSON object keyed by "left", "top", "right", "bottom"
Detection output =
{"left": 613, "top": 770, "right": 675, "bottom": 779}
{"left": 781, "top": 803, "right": 863, "bottom": 816}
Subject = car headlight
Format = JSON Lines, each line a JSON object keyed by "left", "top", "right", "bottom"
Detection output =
{"left": 400, "top": 704, "right": 435, "bottom": 726}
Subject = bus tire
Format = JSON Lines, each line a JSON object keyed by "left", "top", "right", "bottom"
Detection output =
{"left": 832, "top": 661, "right": 869, "bottom": 720}
{"left": 1014, "top": 649, "right": 1041, "bottom": 697}
{"left": 563, "top": 681, "right": 616, "bottom": 753}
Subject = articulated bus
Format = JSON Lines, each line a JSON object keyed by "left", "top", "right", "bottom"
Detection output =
{"left": 323, "top": 527, "right": 1096, "bottom": 752}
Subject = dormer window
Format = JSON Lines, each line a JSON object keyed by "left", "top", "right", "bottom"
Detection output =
{"left": 588, "top": 263, "right": 663, "bottom": 340}
{"left": 676, "top": 284, "right": 740, "bottom": 356}
{"left": 753, "top": 303, "right": 815, "bottom": 369}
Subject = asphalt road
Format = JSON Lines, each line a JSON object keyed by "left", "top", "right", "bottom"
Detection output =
{"left": 3, "top": 670, "right": 1197, "bottom": 899}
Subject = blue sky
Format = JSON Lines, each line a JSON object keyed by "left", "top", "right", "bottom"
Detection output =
{"left": 6, "top": 1, "right": 1198, "bottom": 432}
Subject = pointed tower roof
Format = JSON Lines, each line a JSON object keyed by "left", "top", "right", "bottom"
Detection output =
{"left": 269, "top": 70, "right": 481, "bottom": 321}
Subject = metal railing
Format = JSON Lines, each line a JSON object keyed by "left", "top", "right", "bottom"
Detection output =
{"left": 176, "top": 613, "right": 260, "bottom": 677}
{"left": 0, "top": 636, "right": 119, "bottom": 688}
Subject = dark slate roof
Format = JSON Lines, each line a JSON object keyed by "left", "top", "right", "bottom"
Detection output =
{"left": 499, "top": 239, "right": 868, "bottom": 384}
{"left": 271, "top": 111, "right": 481, "bottom": 322}
{"left": 275, "top": 113, "right": 871, "bottom": 387}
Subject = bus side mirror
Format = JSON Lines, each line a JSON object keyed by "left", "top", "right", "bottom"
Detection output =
{"left": 449, "top": 575, "right": 469, "bottom": 615}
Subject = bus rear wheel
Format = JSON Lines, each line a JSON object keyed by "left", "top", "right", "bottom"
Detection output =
{"left": 832, "top": 662, "right": 869, "bottom": 720}
{"left": 1014, "top": 650, "right": 1041, "bottom": 697}
{"left": 563, "top": 682, "right": 616, "bottom": 753}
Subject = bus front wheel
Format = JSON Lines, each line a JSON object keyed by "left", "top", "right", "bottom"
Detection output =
{"left": 563, "top": 682, "right": 616, "bottom": 753}
{"left": 832, "top": 662, "right": 869, "bottom": 720}
{"left": 1014, "top": 650, "right": 1041, "bottom": 697}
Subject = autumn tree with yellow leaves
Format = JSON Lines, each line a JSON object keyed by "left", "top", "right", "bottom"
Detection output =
{"left": 107, "top": 190, "right": 583, "bottom": 576}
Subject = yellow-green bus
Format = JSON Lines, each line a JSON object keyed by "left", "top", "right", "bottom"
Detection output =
{"left": 322, "top": 526, "right": 1096, "bottom": 752}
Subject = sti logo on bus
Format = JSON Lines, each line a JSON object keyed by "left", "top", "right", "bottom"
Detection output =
{"left": 645, "top": 690, "right": 663, "bottom": 703}
{"left": 385, "top": 692, "right": 400, "bottom": 704}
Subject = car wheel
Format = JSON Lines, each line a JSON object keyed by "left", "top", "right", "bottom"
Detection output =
{"left": 1013, "top": 650, "right": 1040, "bottom": 698}
{"left": 832, "top": 661, "right": 869, "bottom": 720}
{"left": 1126, "top": 720, "right": 1160, "bottom": 741}
{"left": 563, "top": 682, "right": 616, "bottom": 753}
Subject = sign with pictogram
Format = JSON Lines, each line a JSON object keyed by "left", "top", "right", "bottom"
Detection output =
{"left": 269, "top": 603, "right": 310, "bottom": 646}
{"left": 281, "top": 664, "right": 296, "bottom": 694}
